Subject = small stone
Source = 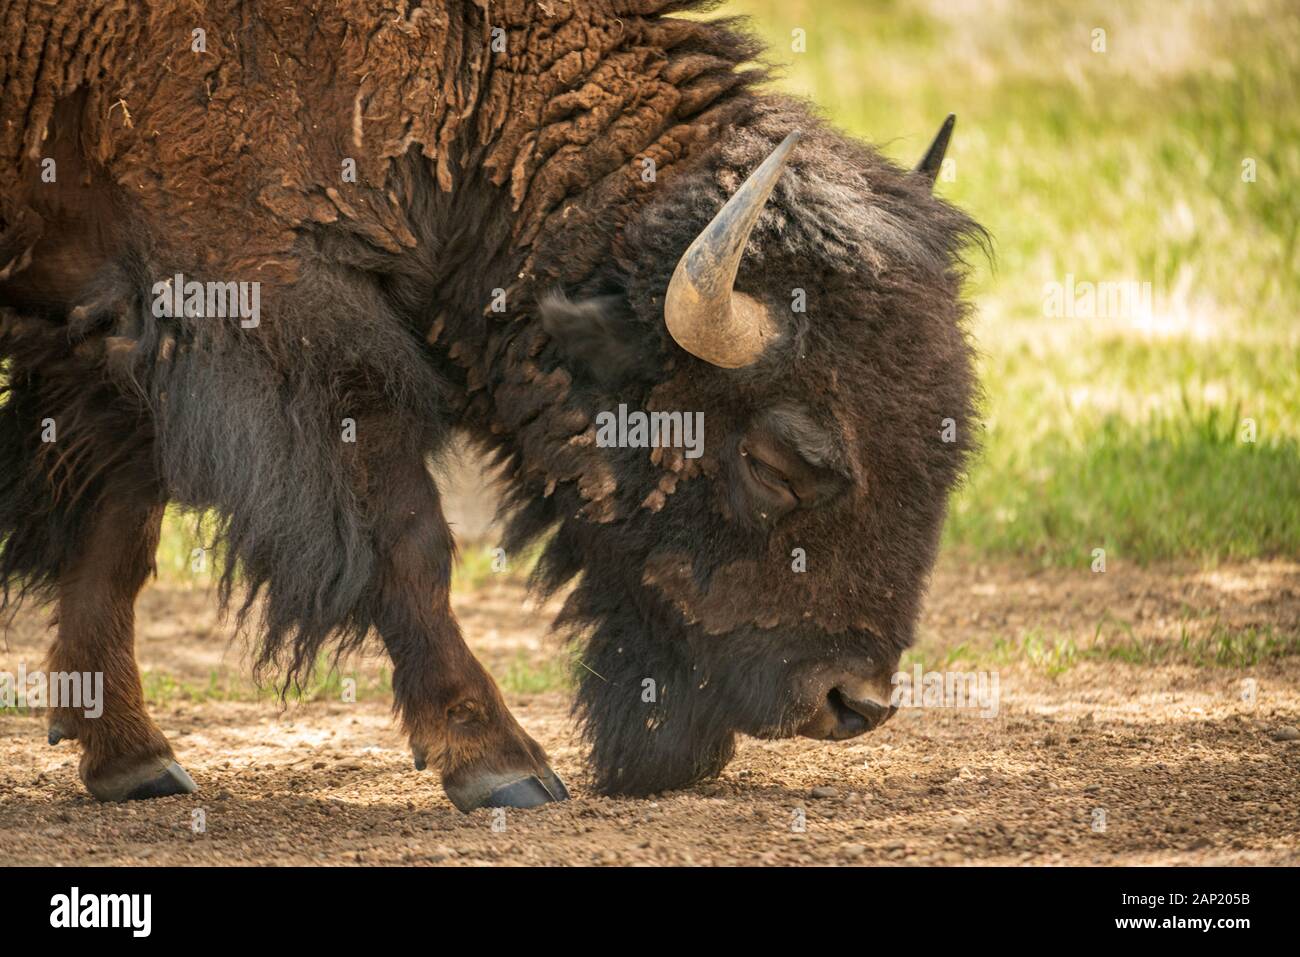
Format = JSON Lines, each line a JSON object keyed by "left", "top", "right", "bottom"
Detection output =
{"left": 1270, "top": 726, "right": 1300, "bottom": 742}
{"left": 810, "top": 785, "right": 839, "bottom": 799}
{"left": 840, "top": 843, "right": 867, "bottom": 859}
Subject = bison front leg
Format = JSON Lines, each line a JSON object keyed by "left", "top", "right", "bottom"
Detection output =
{"left": 369, "top": 453, "right": 567, "bottom": 812}
{"left": 47, "top": 490, "right": 196, "bottom": 801}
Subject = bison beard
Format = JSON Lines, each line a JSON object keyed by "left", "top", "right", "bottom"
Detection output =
{"left": 0, "top": 0, "right": 984, "bottom": 806}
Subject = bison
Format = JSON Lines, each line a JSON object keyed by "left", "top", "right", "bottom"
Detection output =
{"left": 0, "top": 0, "right": 982, "bottom": 810}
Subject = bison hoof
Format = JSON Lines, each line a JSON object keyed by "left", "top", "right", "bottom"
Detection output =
{"left": 445, "top": 769, "right": 570, "bottom": 812}
{"left": 85, "top": 757, "right": 198, "bottom": 803}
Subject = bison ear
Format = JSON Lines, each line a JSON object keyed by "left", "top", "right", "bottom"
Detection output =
{"left": 539, "top": 290, "right": 653, "bottom": 390}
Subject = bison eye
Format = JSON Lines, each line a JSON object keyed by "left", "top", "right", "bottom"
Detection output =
{"left": 735, "top": 429, "right": 850, "bottom": 521}
{"left": 738, "top": 440, "right": 799, "bottom": 514}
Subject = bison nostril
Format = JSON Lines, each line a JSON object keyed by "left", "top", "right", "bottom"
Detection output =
{"left": 798, "top": 680, "right": 899, "bottom": 740}
{"left": 827, "top": 686, "right": 895, "bottom": 736}
{"left": 824, "top": 688, "right": 869, "bottom": 738}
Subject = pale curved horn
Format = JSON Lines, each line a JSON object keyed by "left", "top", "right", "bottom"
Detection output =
{"left": 664, "top": 130, "right": 801, "bottom": 368}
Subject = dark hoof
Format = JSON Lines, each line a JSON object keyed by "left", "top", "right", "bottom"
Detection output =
{"left": 85, "top": 757, "right": 198, "bottom": 803}
{"left": 445, "top": 768, "right": 570, "bottom": 812}
{"left": 484, "top": 773, "right": 569, "bottom": 809}
{"left": 541, "top": 768, "right": 570, "bottom": 801}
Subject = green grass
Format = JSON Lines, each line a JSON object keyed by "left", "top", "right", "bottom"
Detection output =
{"left": 727, "top": 0, "right": 1300, "bottom": 566}
{"left": 130, "top": 651, "right": 580, "bottom": 706}
{"left": 132, "top": 651, "right": 573, "bottom": 707}
{"left": 155, "top": 507, "right": 224, "bottom": 586}
{"left": 449, "top": 542, "right": 543, "bottom": 593}
{"left": 0, "top": 649, "right": 569, "bottom": 711}
{"left": 1089, "top": 617, "right": 1300, "bottom": 668}
{"left": 139, "top": 651, "right": 393, "bottom": 708}
{"left": 497, "top": 650, "right": 577, "bottom": 695}
{"left": 905, "top": 618, "right": 1300, "bottom": 676}
{"left": 947, "top": 401, "right": 1300, "bottom": 565}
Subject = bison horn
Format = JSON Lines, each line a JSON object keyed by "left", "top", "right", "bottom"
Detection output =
{"left": 915, "top": 114, "right": 955, "bottom": 186}
{"left": 664, "top": 130, "right": 801, "bottom": 368}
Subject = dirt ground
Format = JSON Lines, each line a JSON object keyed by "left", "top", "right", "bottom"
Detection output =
{"left": 1, "top": 558, "right": 1297, "bottom": 866}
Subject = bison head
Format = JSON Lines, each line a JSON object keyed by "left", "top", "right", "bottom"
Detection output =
{"left": 504, "top": 103, "right": 982, "bottom": 796}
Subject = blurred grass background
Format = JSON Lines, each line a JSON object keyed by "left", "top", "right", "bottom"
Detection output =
{"left": 146, "top": 0, "right": 1300, "bottom": 579}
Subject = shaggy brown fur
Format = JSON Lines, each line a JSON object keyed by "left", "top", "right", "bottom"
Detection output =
{"left": 1, "top": 0, "right": 983, "bottom": 800}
